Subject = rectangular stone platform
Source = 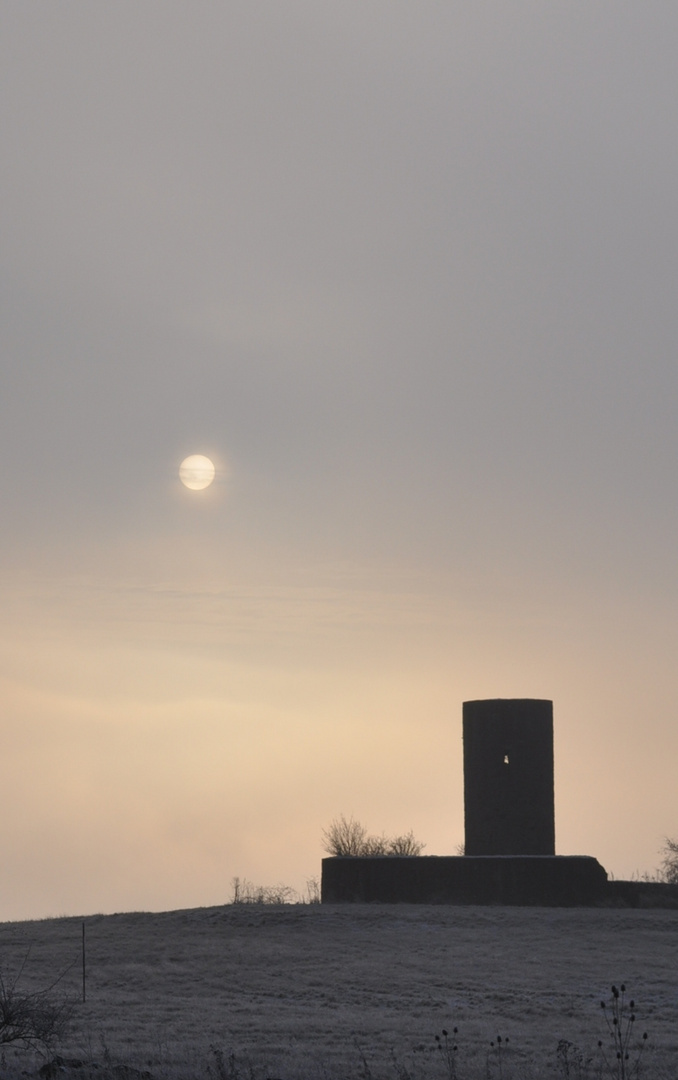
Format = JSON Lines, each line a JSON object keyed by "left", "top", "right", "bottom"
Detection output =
{"left": 321, "top": 855, "right": 609, "bottom": 906}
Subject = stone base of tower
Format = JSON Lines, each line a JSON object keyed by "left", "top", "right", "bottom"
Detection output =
{"left": 321, "top": 855, "right": 608, "bottom": 906}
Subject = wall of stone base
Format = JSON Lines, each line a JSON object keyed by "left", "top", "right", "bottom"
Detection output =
{"left": 321, "top": 855, "right": 608, "bottom": 906}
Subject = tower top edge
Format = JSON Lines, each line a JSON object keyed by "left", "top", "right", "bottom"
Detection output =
{"left": 463, "top": 698, "right": 553, "bottom": 706}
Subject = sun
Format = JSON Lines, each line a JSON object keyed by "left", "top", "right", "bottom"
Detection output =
{"left": 179, "top": 454, "right": 216, "bottom": 491}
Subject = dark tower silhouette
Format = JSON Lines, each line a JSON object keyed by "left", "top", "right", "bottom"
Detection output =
{"left": 463, "top": 698, "right": 555, "bottom": 856}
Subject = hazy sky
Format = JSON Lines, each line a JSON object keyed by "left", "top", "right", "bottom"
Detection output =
{"left": 2, "top": 2, "right": 677, "bottom": 920}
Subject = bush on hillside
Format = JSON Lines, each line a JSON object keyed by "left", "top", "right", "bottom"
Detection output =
{"left": 659, "top": 837, "right": 678, "bottom": 884}
{"left": 0, "top": 960, "right": 73, "bottom": 1053}
{"left": 230, "top": 876, "right": 320, "bottom": 904}
{"left": 322, "top": 815, "right": 425, "bottom": 857}
{"left": 230, "top": 878, "right": 296, "bottom": 904}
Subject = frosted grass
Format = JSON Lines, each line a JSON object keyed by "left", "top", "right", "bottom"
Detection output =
{"left": 1, "top": 904, "right": 676, "bottom": 1077}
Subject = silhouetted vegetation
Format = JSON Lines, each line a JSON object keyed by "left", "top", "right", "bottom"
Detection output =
{"left": 0, "top": 955, "right": 73, "bottom": 1054}
{"left": 229, "top": 876, "right": 320, "bottom": 904}
{"left": 322, "top": 815, "right": 425, "bottom": 857}
{"left": 597, "top": 984, "right": 648, "bottom": 1080}
{"left": 659, "top": 837, "right": 678, "bottom": 884}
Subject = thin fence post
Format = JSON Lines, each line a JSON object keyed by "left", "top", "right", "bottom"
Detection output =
{"left": 82, "top": 921, "right": 86, "bottom": 1003}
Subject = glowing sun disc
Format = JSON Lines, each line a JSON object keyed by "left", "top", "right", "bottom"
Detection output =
{"left": 179, "top": 454, "right": 216, "bottom": 491}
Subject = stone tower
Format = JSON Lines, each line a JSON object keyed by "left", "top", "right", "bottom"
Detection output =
{"left": 463, "top": 698, "right": 555, "bottom": 856}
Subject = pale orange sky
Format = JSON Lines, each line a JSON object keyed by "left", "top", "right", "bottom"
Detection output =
{"left": 1, "top": 3, "right": 677, "bottom": 920}
{"left": 1, "top": 522, "right": 676, "bottom": 920}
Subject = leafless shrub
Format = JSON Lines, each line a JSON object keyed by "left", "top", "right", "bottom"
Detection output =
{"left": 230, "top": 877, "right": 297, "bottom": 904}
{"left": 629, "top": 869, "right": 662, "bottom": 882}
{"left": 659, "top": 837, "right": 678, "bottom": 884}
{"left": 362, "top": 834, "right": 389, "bottom": 856}
{"left": 229, "top": 875, "right": 320, "bottom": 905}
{"left": 303, "top": 876, "right": 321, "bottom": 904}
{"left": 388, "top": 831, "right": 425, "bottom": 856}
{"left": 321, "top": 815, "right": 368, "bottom": 856}
{"left": 322, "top": 815, "right": 425, "bottom": 857}
{"left": 0, "top": 955, "right": 73, "bottom": 1054}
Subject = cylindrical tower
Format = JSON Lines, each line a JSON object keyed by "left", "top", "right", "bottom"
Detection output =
{"left": 463, "top": 699, "right": 555, "bottom": 856}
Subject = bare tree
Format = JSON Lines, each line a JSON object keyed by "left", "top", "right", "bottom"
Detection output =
{"left": 659, "top": 837, "right": 678, "bottom": 884}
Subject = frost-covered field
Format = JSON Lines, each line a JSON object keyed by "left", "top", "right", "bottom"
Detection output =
{"left": 1, "top": 903, "right": 677, "bottom": 1078}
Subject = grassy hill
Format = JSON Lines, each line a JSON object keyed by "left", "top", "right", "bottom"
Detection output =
{"left": 1, "top": 903, "right": 676, "bottom": 1078}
